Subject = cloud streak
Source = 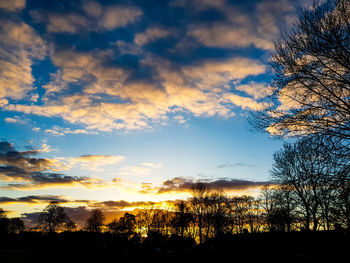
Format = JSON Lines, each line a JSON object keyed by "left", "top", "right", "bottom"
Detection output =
{"left": 0, "top": 141, "right": 123, "bottom": 190}
{"left": 139, "top": 177, "right": 270, "bottom": 194}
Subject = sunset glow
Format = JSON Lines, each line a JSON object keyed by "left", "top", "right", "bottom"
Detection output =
{"left": 0, "top": 0, "right": 312, "bottom": 227}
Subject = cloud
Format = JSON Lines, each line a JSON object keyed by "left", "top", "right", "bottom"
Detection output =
{"left": 46, "top": 13, "right": 88, "bottom": 33}
{"left": 171, "top": 0, "right": 226, "bottom": 10}
{"left": 189, "top": 22, "right": 274, "bottom": 50}
{"left": 4, "top": 116, "right": 27, "bottom": 124}
{"left": 100, "top": 5, "right": 142, "bottom": 30}
{"left": 0, "top": 168, "right": 98, "bottom": 190}
{"left": 69, "top": 155, "right": 125, "bottom": 171}
{"left": 134, "top": 27, "right": 173, "bottom": 46}
{"left": 0, "top": 195, "right": 71, "bottom": 204}
{"left": 0, "top": 141, "right": 116, "bottom": 190}
{"left": 4, "top": 47, "right": 266, "bottom": 131}
{"left": 181, "top": 57, "right": 266, "bottom": 89}
{"left": 216, "top": 162, "right": 257, "bottom": 169}
{"left": 45, "top": 3, "right": 142, "bottom": 34}
{"left": 235, "top": 82, "right": 271, "bottom": 100}
{"left": 0, "top": 0, "right": 25, "bottom": 11}
{"left": 44, "top": 126, "right": 98, "bottom": 136}
{"left": 0, "top": 143, "right": 67, "bottom": 174}
{"left": 223, "top": 93, "right": 263, "bottom": 111}
{"left": 1, "top": 0, "right": 296, "bottom": 133}
{"left": 82, "top": 1, "right": 103, "bottom": 18}
{"left": 141, "top": 162, "right": 163, "bottom": 169}
{"left": 143, "top": 177, "right": 270, "bottom": 194}
{"left": 0, "top": 20, "right": 47, "bottom": 101}
{"left": 115, "top": 40, "right": 143, "bottom": 55}
{"left": 119, "top": 162, "right": 162, "bottom": 176}
{"left": 186, "top": 0, "right": 296, "bottom": 50}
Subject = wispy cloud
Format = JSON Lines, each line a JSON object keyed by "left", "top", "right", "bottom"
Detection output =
{"left": 119, "top": 162, "right": 162, "bottom": 176}
{"left": 4, "top": 116, "right": 27, "bottom": 125}
{"left": 134, "top": 27, "right": 173, "bottom": 46}
{"left": 44, "top": 126, "right": 98, "bottom": 136}
{"left": 216, "top": 162, "right": 257, "bottom": 169}
{"left": 68, "top": 155, "right": 125, "bottom": 172}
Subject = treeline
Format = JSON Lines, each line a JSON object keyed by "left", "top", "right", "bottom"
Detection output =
{"left": 1, "top": 138, "right": 349, "bottom": 242}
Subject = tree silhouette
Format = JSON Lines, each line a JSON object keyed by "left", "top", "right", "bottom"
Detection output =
{"left": 0, "top": 208, "right": 9, "bottom": 236}
{"left": 251, "top": 0, "right": 350, "bottom": 141}
{"left": 189, "top": 183, "right": 208, "bottom": 243}
{"left": 260, "top": 185, "right": 297, "bottom": 232}
{"left": 8, "top": 218, "right": 25, "bottom": 234}
{"left": 270, "top": 136, "right": 349, "bottom": 231}
{"left": 38, "top": 201, "right": 72, "bottom": 232}
{"left": 172, "top": 201, "right": 192, "bottom": 238}
{"left": 107, "top": 212, "right": 136, "bottom": 237}
{"left": 85, "top": 209, "right": 105, "bottom": 233}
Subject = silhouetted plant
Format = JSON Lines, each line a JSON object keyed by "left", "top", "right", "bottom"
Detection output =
{"left": 270, "top": 136, "right": 349, "bottom": 231}
{"left": 85, "top": 209, "right": 105, "bottom": 233}
{"left": 8, "top": 217, "right": 25, "bottom": 234}
{"left": 38, "top": 201, "right": 72, "bottom": 232}
{"left": 251, "top": 0, "right": 350, "bottom": 142}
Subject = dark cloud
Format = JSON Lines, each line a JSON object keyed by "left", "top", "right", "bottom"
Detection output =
{"left": 96, "top": 200, "right": 156, "bottom": 209}
{"left": 0, "top": 141, "right": 99, "bottom": 190}
{"left": 0, "top": 195, "right": 69, "bottom": 204}
{"left": 156, "top": 177, "right": 270, "bottom": 194}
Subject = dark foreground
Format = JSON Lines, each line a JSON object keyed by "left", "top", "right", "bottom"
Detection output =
{"left": 1, "top": 231, "right": 349, "bottom": 263}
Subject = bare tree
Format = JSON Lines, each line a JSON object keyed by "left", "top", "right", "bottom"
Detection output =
{"left": 332, "top": 162, "right": 350, "bottom": 229}
{"left": 38, "top": 201, "right": 71, "bottom": 233}
{"left": 85, "top": 209, "right": 105, "bottom": 233}
{"left": 260, "top": 185, "right": 298, "bottom": 232}
{"left": 189, "top": 183, "right": 208, "bottom": 243}
{"left": 206, "top": 191, "right": 229, "bottom": 238}
{"left": 251, "top": 0, "right": 350, "bottom": 141}
{"left": 171, "top": 201, "right": 192, "bottom": 238}
{"left": 228, "top": 196, "right": 252, "bottom": 234}
{"left": 270, "top": 136, "right": 348, "bottom": 231}
{"left": 246, "top": 197, "right": 263, "bottom": 233}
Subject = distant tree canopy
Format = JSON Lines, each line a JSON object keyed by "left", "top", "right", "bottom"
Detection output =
{"left": 251, "top": 0, "right": 350, "bottom": 141}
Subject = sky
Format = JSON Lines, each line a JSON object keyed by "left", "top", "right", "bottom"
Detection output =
{"left": 0, "top": 0, "right": 311, "bottom": 226}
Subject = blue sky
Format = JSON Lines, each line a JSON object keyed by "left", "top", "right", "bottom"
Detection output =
{"left": 0, "top": 0, "right": 308, "bottom": 223}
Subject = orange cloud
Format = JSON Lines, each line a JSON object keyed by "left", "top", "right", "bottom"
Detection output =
{"left": 0, "top": 21, "right": 46, "bottom": 100}
{"left": 135, "top": 27, "right": 173, "bottom": 46}
{"left": 0, "top": 0, "right": 25, "bottom": 11}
